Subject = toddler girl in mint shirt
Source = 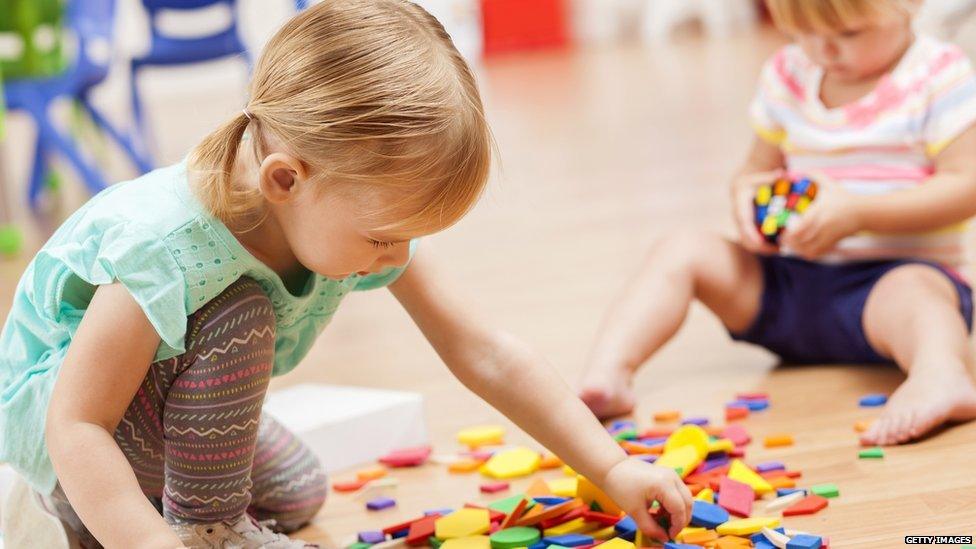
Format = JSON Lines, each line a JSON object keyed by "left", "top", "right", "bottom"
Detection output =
{"left": 0, "top": 1, "right": 692, "bottom": 547}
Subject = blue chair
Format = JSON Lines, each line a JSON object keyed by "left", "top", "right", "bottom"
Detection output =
{"left": 295, "top": 0, "right": 310, "bottom": 9}
{"left": 3, "top": 0, "right": 153, "bottom": 207}
{"left": 130, "top": 0, "right": 250, "bottom": 159}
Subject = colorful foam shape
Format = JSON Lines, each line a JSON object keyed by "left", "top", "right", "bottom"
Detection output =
{"left": 576, "top": 475, "right": 622, "bottom": 515}
{"left": 442, "top": 536, "right": 491, "bottom": 549}
{"left": 489, "top": 527, "right": 541, "bottom": 549}
{"left": 728, "top": 460, "right": 773, "bottom": 495}
{"left": 690, "top": 500, "right": 729, "bottom": 529}
{"left": 481, "top": 447, "right": 542, "bottom": 479}
{"left": 718, "top": 477, "right": 754, "bottom": 517}
{"left": 858, "top": 394, "right": 887, "bottom": 407}
{"left": 715, "top": 517, "right": 781, "bottom": 536}
{"left": 782, "top": 495, "right": 829, "bottom": 517}
{"left": 436, "top": 509, "right": 492, "bottom": 539}
{"left": 458, "top": 425, "right": 505, "bottom": 447}
{"left": 786, "top": 534, "right": 823, "bottom": 549}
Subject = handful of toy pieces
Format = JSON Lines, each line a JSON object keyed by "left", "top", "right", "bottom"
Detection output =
{"left": 753, "top": 177, "right": 818, "bottom": 244}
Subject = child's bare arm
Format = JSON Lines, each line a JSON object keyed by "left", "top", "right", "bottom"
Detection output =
{"left": 852, "top": 125, "right": 976, "bottom": 232}
{"left": 46, "top": 283, "right": 183, "bottom": 548}
{"left": 389, "top": 248, "right": 692, "bottom": 541}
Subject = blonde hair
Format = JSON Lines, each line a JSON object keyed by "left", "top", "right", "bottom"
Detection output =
{"left": 190, "top": 0, "right": 492, "bottom": 235}
{"left": 765, "top": 0, "right": 915, "bottom": 33}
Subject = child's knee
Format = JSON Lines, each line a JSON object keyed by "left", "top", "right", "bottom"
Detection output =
{"left": 649, "top": 231, "right": 735, "bottom": 274}
{"left": 185, "top": 276, "right": 276, "bottom": 354}
{"left": 872, "top": 265, "right": 958, "bottom": 308}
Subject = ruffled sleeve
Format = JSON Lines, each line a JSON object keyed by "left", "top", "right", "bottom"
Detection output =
{"left": 32, "top": 221, "right": 189, "bottom": 359}
{"left": 749, "top": 46, "right": 805, "bottom": 147}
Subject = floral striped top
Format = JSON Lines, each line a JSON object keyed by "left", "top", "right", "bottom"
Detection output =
{"left": 750, "top": 34, "right": 976, "bottom": 266}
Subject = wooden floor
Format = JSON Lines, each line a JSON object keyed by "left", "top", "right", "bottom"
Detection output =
{"left": 2, "top": 25, "right": 974, "bottom": 548}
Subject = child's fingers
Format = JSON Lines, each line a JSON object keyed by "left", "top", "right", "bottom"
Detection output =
{"left": 674, "top": 475, "right": 693, "bottom": 511}
{"left": 657, "top": 485, "right": 690, "bottom": 540}
{"left": 631, "top": 506, "right": 669, "bottom": 544}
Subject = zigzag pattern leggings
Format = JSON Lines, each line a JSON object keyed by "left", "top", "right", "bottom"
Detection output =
{"left": 53, "top": 277, "right": 328, "bottom": 538}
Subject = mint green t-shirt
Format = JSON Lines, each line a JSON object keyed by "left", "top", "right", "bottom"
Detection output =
{"left": 0, "top": 161, "right": 414, "bottom": 493}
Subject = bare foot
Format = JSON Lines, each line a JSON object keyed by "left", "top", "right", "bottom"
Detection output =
{"left": 861, "top": 361, "right": 976, "bottom": 446}
{"left": 578, "top": 365, "right": 636, "bottom": 419}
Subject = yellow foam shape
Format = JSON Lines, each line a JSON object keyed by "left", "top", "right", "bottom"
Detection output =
{"left": 675, "top": 527, "right": 705, "bottom": 541}
{"left": 436, "top": 509, "right": 491, "bottom": 539}
{"left": 655, "top": 444, "right": 701, "bottom": 479}
{"left": 457, "top": 425, "right": 505, "bottom": 447}
{"left": 694, "top": 488, "right": 715, "bottom": 503}
{"left": 542, "top": 517, "right": 599, "bottom": 537}
{"left": 547, "top": 477, "right": 578, "bottom": 497}
{"left": 664, "top": 425, "right": 710, "bottom": 460}
{"left": 728, "top": 459, "right": 773, "bottom": 495}
{"left": 562, "top": 464, "right": 577, "bottom": 477}
{"left": 441, "top": 535, "right": 491, "bottom": 549}
{"left": 480, "top": 448, "right": 541, "bottom": 479}
{"left": 716, "top": 517, "right": 781, "bottom": 536}
{"left": 707, "top": 438, "right": 734, "bottom": 453}
{"left": 576, "top": 475, "right": 622, "bottom": 515}
{"left": 597, "top": 538, "right": 635, "bottom": 549}
{"left": 590, "top": 526, "right": 618, "bottom": 541}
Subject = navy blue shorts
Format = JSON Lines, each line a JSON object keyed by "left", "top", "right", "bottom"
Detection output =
{"left": 730, "top": 257, "right": 974, "bottom": 364}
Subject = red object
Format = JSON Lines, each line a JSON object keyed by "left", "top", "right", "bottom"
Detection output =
{"left": 725, "top": 406, "right": 749, "bottom": 421}
{"left": 736, "top": 392, "right": 768, "bottom": 401}
{"left": 501, "top": 498, "right": 530, "bottom": 529}
{"left": 406, "top": 515, "right": 440, "bottom": 546}
{"left": 721, "top": 425, "right": 752, "bottom": 446}
{"left": 480, "top": 481, "right": 511, "bottom": 494}
{"left": 729, "top": 447, "right": 746, "bottom": 458}
{"left": 379, "top": 446, "right": 432, "bottom": 468}
{"left": 332, "top": 479, "right": 366, "bottom": 492}
{"left": 582, "top": 510, "right": 622, "bottom": 526}
{"left": 464, "top": 503, "right": 507, "bottom": 523}
{"left": 783, "top": 495, "right": 829, "bottom": 517}
{"left": 385, "top": 515, "right": 436, "bottom": 536}
{"left": 539, "top": 506, "right": 585, "bottom": 529}
{"left": 718, "top": 478, "right": 754, "bottom": 517}
{"left": 480, "top": 0, "right": 569, "bottom": 56}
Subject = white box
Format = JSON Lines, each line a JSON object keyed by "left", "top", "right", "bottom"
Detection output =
{"left": 262, "top": 384, "right": 429, "bottom": 474}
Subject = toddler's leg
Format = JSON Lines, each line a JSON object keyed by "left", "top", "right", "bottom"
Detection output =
{"left": 861, "top": 265, "right": 976, "bottom": 445}
{"left": 247, "top": 415, "right": 328, "bottom": 533}
{"left": 160, "top": 277, "right": 276, "bottom": 523}
{"left": 579, "top": 231, "right": 764, "bottom": 418}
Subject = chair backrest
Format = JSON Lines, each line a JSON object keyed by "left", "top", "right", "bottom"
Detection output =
{"left": 141, "top": 0, "right": 233, "bottom": 15}
{"left": 67, "top": 0, "right": 117, "bottom": 84}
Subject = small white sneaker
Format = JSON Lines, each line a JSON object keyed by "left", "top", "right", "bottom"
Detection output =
{"left": 172, "top": 515, "right": 318, "bottom": 549}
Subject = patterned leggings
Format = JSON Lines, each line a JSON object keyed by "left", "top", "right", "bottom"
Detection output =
{"left": 49, "top": 277, "right": 327, "bottom": 543}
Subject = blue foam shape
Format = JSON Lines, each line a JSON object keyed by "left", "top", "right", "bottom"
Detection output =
{"left": 753, "top": 541, "right": 776, "bottom": 549}
{"left": 756, "top": 461, "right": 785, "bottom": 473}
{"left": 425, "top": 508, "right": 453, "bottom": 516}
{"left": 859, "top": 393, "right": 888, "bottom": 407}
{"left": 776, "top": 488, "right": 807, "bottom": 497}
{"left": 542, "top": 535, "right": 594, "bottom": 547}
{"left": 528, "top": 542, "right": 548, "bottom": 549}
{"left": 664, "top": 544, "right": 699, "bottom": 549}
{"left": 391, "top": 528, "right": 409, "bottom": 539}
{"left": 637, "top": 454, "right": 658, "bottom": 464}
{"left": 787, "top": 534, "right": 823, "bottom": 549}
{"left": 611, "top": 420, "right": 637, "bottom": 431}
{"left": 690, "top": 501, "right": 729, "bottom": 529}
{"left": 534, "top": 496, "right": 571, "bottom": 506}
{"left": 614, "top": 516, "right": 637, "bottom": 540}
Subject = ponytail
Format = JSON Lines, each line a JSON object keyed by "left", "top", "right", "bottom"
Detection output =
{"left": 188, "top": 111, "right": 261, "bottom": 225}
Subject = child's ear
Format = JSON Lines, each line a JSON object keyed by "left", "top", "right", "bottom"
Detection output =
{"left": 258, "top": 153, "right": 309, "bottom": 203}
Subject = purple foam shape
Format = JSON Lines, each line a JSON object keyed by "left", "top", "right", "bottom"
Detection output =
{"left": 637, "top": 454, "right": 658, "bottom": 464}
{"left": 359, "top": 531, "right": 386, "bottom": 544}
{"left": 366, "top": 497, "right": 396, "bottom": 511}
{"left": 681, "top": 416, "right": 710, "bottom": 426}
{"left": 756, "top": 461, "right": 785, "bottom": 473}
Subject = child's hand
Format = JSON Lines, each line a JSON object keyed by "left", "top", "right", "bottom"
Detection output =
{"left": 780, "top": 175, "right": 862, "bottom": 259}
{"left": 731, "top": 169, "right": 784, "bottom": 255}
{"left": 602, "top": 458, "right": 693, "bottom": 543}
